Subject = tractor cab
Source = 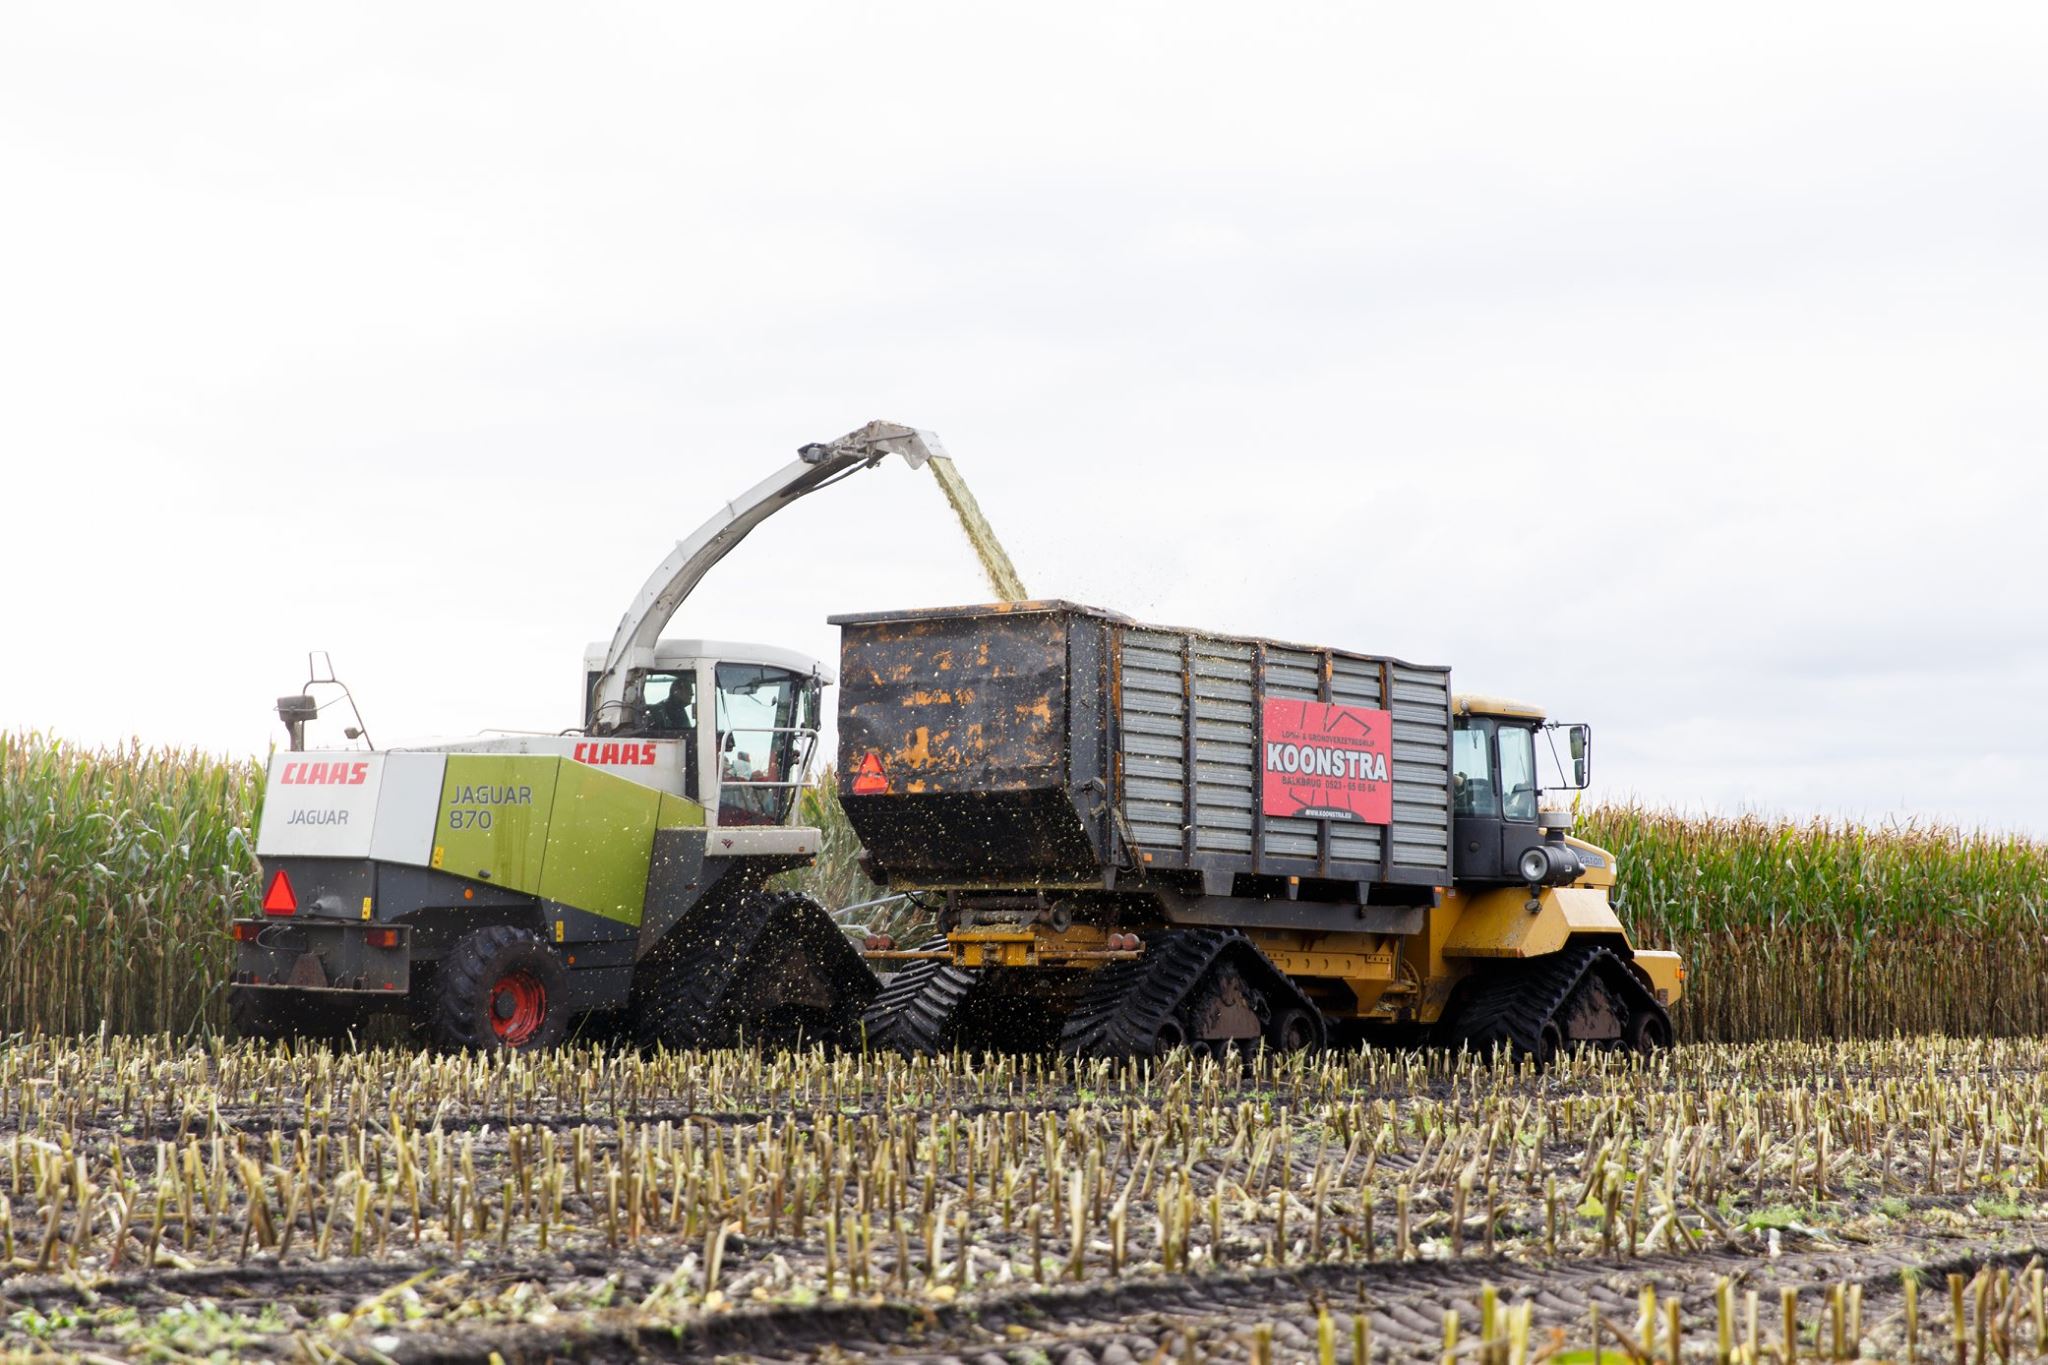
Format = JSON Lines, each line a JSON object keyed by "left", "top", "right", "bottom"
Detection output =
{"left": 582, "top": 640, "right": 827, "bottom": 827}
{"left": 1450, "top": 695, "right": 1593, "bottom": 885}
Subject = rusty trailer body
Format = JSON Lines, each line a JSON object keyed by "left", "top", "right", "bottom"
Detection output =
{"left": 833, "top": 601, "right": 1451, "bottom": 927}
{"left": 834, "top": 600, "right": 1685, "bottom": 1060}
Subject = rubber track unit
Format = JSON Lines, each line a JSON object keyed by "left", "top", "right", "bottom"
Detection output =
{"left": 633, "top": 891, "right": 877, "bottom": 1051}
{"left": 859, "top": 937, "right": 979, "bottom": 1055}
{"left": 1058, "top": 928, "right": 1319, "bottom": 1058}
{"left": 1452, "top": 940, "right": 1669, "bottom": 1057}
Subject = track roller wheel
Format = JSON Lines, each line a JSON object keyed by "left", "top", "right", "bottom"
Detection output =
{"left": 434, "top": 926, "right": 569, "bottom": 1052}
{"left": 1624, "top": 1001, "right": 1674, "bottom": 1053}
{"left": 1147, "top": 1015, "right": 1189, "bottom": 1056}
{"left": 1268, "top": 1006, "right": 1322, "bottom": 1054}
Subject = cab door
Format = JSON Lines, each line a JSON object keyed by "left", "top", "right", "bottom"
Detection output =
{"left": 1450, "top": 718, "right": 1544, "bottom": 882}
{"left": 1491, "top": 721, "right": 1546, "bottom": 880}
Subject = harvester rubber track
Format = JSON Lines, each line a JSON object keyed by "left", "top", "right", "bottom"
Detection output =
{"left": 1058, "top": 928, "right": 1320, "bottom": 1058}
{"left": 632, "top": 890, "right": 877, "bottom": 1051}
{"left": 859, "top": 938, "right": 980, "bottom": 1054}
{"left": 1452, "top": 940, "right": 1670, "bottom": 1058}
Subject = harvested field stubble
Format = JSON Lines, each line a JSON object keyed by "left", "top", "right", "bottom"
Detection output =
{"left": 6, "top": 1037, "right": 2048, "bottom": 1359}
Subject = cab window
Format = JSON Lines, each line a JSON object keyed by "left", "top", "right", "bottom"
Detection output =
{"left": 1498, "top": 723, "right": 1538, "bottom": 822}
{"left": 641, "top": 672, "right": 696, "bottom": 736}
{"left": 714, "top": 664, "right": 815, "bottom": 825}
{"left": 1452, "top": 720, "right": 1494, "bottom": 816}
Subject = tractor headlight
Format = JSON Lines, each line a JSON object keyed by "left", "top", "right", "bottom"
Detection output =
{"left": 1519, "top": 844, "right": 1584, "bottom": 888}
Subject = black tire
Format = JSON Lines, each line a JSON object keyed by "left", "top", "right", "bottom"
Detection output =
{"left": 432, "top": 926, "right": 570, "bottom": 1052}
{"left": 227, "top": 986, "right": 367, "bottom": 1047}
{"left": 634, "top": 891, "right": 878, "bottom": 1052}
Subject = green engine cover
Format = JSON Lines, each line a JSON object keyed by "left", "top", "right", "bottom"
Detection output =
{"left": 420, "top": 754, "right": 707, "bottom": 926}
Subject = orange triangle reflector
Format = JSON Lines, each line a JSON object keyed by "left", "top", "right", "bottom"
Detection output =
{"left": 852, "top": 750, "right": 888, "bottom": 796}
{"left": 262, "top": 868, "right": 298, "bottom": 915}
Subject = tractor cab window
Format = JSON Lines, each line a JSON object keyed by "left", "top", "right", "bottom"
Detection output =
{"left": 1452, "top": 720, "right": 1495, "bottom": 817}
{"left": 714, "top": 663, "right": 817, "bottom": 826}
{"left": 640, "top": 672, "right": 696, "bottom": 736}
{"left": 1498, "top": 723, "right": 1538, "bottom": 823}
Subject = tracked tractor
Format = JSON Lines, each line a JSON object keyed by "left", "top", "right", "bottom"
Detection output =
{"left": 232, "top": 421, "right": 951, "bottom": 1050}
{"left": 837, "top": 602, "right": 1685, "bottom": 1061}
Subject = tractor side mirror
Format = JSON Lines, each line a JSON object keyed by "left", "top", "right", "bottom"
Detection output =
{"left": 1567, "top": 724, "right": 1592, "bottom": 788}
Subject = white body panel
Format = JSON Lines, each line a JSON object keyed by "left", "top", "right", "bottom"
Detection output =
{"left": 256, "top": 753, "right": 386, "bottom": 859}
{"left": 367, "top": 753, "right": 447, "bottom": 867}
{"left": 710, "top": 825, "right": 820, "bottom": 860}
{"left": 258, "top": 752, "right": 450, "bottom": 864}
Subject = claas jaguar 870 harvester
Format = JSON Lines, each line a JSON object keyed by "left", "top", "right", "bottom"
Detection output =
{"left": 230, "top": 421, "right": 965, "bottom": 1051}
{"left": 838, "top": 601, "right": 1684, "bottom": 1060}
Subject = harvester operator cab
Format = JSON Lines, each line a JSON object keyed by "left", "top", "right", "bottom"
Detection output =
{"left": 582, "top": 639, "right": 826, "bottom": 827}
{"left": 1451, "top": 696, "right": 1593, "bottom": 888}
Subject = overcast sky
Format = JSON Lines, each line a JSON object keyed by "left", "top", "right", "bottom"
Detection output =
{"left": 3, "top": 4, "right": 2043, "bottom": 834}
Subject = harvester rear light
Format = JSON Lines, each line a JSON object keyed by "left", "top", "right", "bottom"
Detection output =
{"left": 231, "top": 922, "right": 262, "bottom": 942}
{"left": 364, "top": 927, "right": 400, "bottom": 949}
{"left": 863, "top": 934, "right": 895, "bottom": 951}
{"left": 261, "top": 868, "right": 298, "bottom": 916}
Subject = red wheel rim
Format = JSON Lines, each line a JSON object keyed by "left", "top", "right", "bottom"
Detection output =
{"left": 489, "top": 969, "right": 547, "bottom": 1045}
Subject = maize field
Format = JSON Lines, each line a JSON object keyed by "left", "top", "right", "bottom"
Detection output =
{"left": 8, "top": 740, "right": 2039, "bottom": 1039}
{"left": 7, "top": 732, "right": 2046, "bottom": 1042}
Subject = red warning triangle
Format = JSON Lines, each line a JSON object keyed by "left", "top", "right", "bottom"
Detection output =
{"left": 262, "top": 868, "right": 298, "bottom": 915}
{"left": 851, "top": 750, "right": 889, "bottom": 796}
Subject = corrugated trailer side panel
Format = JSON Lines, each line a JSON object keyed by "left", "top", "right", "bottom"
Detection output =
{"left": 1388, "top": 663, "right": 1453, "bottom": 871}
{"left": 1117, "top": 630, "right": 1188, "bottom": 857}
{"left": 1113, "top": 624, "right": 1451, "bottom": 888}
{"left": 1192, "top": 638, "right": 1257, "bottom": 858}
